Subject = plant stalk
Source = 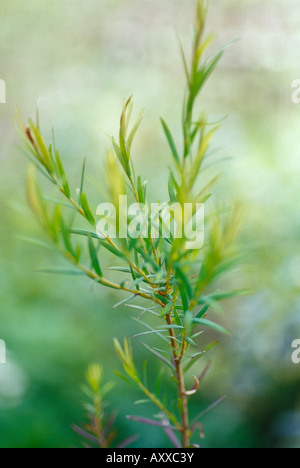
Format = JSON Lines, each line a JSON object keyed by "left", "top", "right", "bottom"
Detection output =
{"left": 166, "top": 313, "right": 190, "bottom": 448}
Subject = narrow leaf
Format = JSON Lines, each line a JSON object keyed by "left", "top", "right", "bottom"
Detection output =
{"left": 37, "top": 268, "right": 85, "bottom": 276}
{"left": 161, "top": 118, "right": 180, "bottom": 165}
{"left": 80, "top": 157, "right": 87, "bottom": 196}
{"left": 193, "top": 317, "right": 231, "bottom": 335}
{"left": 116, "top": 434, "right": 139, "bottom": 449}
{"left": 192, "top": 395, "right": 227, "bottom": 424}
{"left": 80, "top": 192, "right": 95, "bottom": 225}
{"left": 127, "top": 416, "right": 177, "bottom": 430}
{"left": 88, "top": 234, "right": 102, "bottom": 277}
{"left": 141, "top": 342, "right": 175, "bottom": 370}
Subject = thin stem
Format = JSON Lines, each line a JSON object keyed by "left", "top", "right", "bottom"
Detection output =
{"left": 93, "top": 395, "right": 107, "bottom": 448}
{"left": 166, "top": 312, "right": 190, "bottom": 448}
{"left": 57, "top": 182, "right": 157, "bottom": 290}
{"left": 136, "top": 380, "right": 182, "bottom": 431}
{"left": 129, "top": 176, "right": 160, "bottom": 266}
{"left": 62, "top": 250, "right": 165, "bottom": 307}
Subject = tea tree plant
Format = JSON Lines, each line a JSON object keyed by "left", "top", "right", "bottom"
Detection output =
{"left": 18, "top": 0, "right": 245, "bottom": 448}
{"left": 73, "top": 365, "right": 138, "bottom": 448}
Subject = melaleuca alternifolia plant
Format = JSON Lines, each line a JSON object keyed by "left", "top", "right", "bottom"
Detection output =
{"left": 18, "top": 0, "right": 246, "bottom": 448}
{"left": 73, "top": 364, "right": 139, "bottom": 449}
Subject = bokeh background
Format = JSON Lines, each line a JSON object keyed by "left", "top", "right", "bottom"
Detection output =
{"left": 1, "top": 0, "right": 300, "bottom": 448}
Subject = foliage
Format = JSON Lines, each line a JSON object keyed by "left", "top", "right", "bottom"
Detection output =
{"left": 18, "top": 0, "right": 246, "bottom": 448}
{"left": 73, "top": 364, "right": 138, "bottom": 448}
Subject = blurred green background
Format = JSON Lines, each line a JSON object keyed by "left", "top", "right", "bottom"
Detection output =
{"left": 1, "top": 0, "right": 300, "bottom": 448}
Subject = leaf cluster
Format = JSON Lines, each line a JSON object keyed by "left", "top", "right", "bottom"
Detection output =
{"left": 18, "top": 0, "right": 247, "bottom": 448}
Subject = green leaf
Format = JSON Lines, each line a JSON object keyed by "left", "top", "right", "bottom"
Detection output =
{"left": 183, "top": 351, "right": 205, "bottom": 372}
{"left": 113, "top": 295, "right": 137, "bottom": 310}
{"left": 134, "top": 400, "right": 151, "bottom": 405}
{"left": 198, "top": 289, "right": 250, "bottom": 305}
{"left": 190, "top": 331, "right": 204, "bottom": 340}
{"left": 108, "top": 266, "right": 132, "bottom": 273}
{"left": 173, "top": 308, "right": 183, "bottom": 328}
{"left": 169, "top": 171, "right": 179, "bottom": 192}
{"left": 80, "top": 192, "right": 95, "bottom": 225}
{"left": 99, "top": 240, "right": 126, "bottom": 258}
{"left": 17, "top": 144, "right": 55, "bottom": 183}
{"left": 88, "top": 234, "right": 102, "bottom": 277}
{"left": 178, "top": 37, "right": 190, "bottom": 82}
{"left": 184, "top": 310, "right": 194, "bottom": 336}
{"left": 112, "top": 138, "right": 131, "bottom": 177}
{"left": 175, "top": 267, "right": 193, "bottom": 299}
{"left": 203, "top": 51, "right": 224, "bottom": 83}
{"left": 180, "top": 286, "right": 189, "bottom": 312}
{"left": 38, "top": 268, "right": 85, "bottom": 276}
{"left": 80, "top": 157, "right": 87, "bottom": 197}
{"left": 114, "top": 371, "right": 136, "bottom": 388}
{"left": 18, "top": 235, "right": 56, "bottom": 251}
{"left": 55, "top": 150, "right": 70, "bottom": 198}
{"left": 26, "top": 164, "right": 45, "bottom": 221}
{"left": 192, "top": 395, "right": 227, "bottom": 423}
{"left": 60, "top": 218, "right": 76, "bottom": 258}
{"left": 132, "top": 318, "right": 169, "bottom": 344}
{"left": 132, "top": 330, "right": 166, "bottom": 339}
{"left": 193, "top": 318, "right": 231, "bottom": 335}
{"left": 127, "top": 110, "right": 144, "bottom": 150}
{"left": 142, "top": 343, "right": 175, "bottom": 370}
{"left": 155, "top": 293, "right": 169, "bottom": 305}
{"left": 132, "top": 266, "right": 142, "bottom": 290}
{"left": 184, "top": 341, "right": 218, "bottom": 372}
{"left": 68, "top": 228, "right": 100, "bottom": 239}
{"left": 184, "top": 336, "right": 198, "bottom": 347}
{"left": 43, "top": 197, "right": 75, "bottom": 210}
{"left": 137, "top": 176, "right": 146, "bottom": 204}
{"left": 136, "top": 247, "right": 160, "bottom": 272}
{"left": 195, "top": 304, "right": 209, "bottom": 319}
{"left": 29, "top": 119, "right": 53, "bottom": 172}
{"left": 160, "top": 302, "right": 173, "bottom": 317}
{"left": 168, "top": 173, "right": 177, "bottom": 202}
{"left": 161, "top": 325, "right": 184, "bottom": 330}
{"left": 161, "top": 118, "right": 180, "bottom": 165}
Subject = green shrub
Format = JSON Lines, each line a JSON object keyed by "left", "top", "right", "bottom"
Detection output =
{"left": 18, "top": 0, "right": 246, "bottom": 448}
